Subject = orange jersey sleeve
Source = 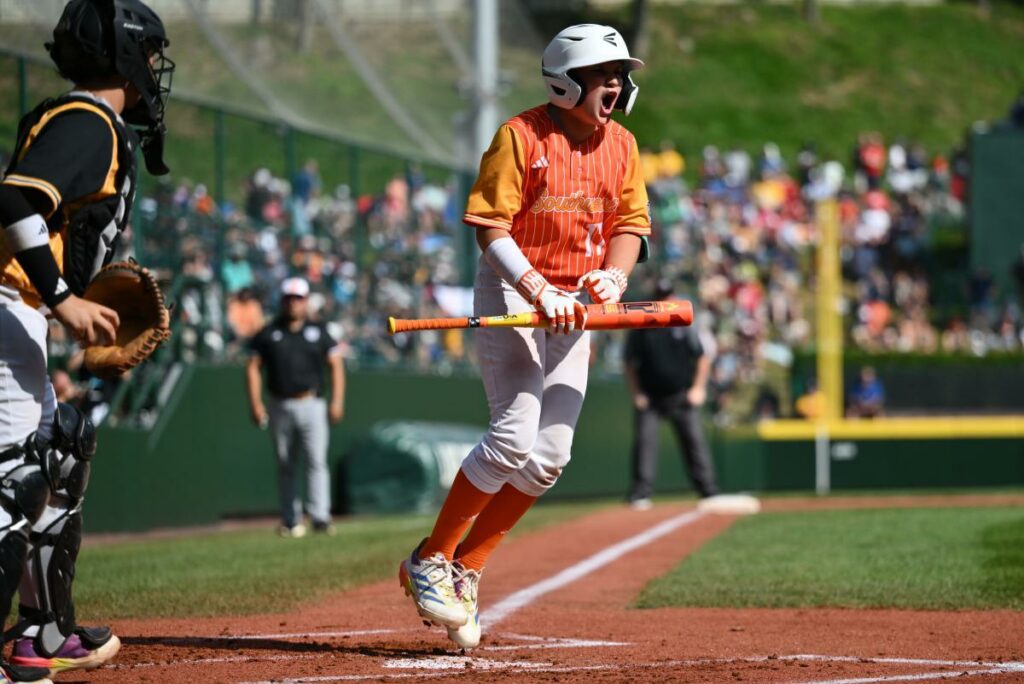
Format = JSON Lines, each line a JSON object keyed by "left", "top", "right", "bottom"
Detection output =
{"left": 463, "top": 124, "right": 527, "bottom": 231}
{"left": 611, "top": 139, "right": 651, "bottom": 236}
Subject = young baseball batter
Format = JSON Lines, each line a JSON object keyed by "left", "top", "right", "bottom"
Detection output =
{"left": 400, "top": 24, "right": 650, "bottom": 650}
{"left": 0, "top": 1, "right": 173, "bottom": 680}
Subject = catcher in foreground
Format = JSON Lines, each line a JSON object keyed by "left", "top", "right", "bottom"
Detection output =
{"left": 0, "top": 0, "right": 174, "bottom": 681}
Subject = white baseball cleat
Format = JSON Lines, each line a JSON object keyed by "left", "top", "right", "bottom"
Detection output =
{"left": 447, "top": 562, "right": 482, "bottom": 650}
{"left": 398, "top": 540, "right": 468, "bottom": 629}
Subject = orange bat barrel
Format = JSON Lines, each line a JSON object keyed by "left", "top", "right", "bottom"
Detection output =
{"left": 584, "top": 299, "right": 693, "bottom": 330}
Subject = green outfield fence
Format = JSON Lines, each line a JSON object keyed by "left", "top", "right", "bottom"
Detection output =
{"left": 82, "top": 364, "right": 1024, "bottom": 533}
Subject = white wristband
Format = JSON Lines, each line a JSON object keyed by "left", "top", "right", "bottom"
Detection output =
{"left": 4, "top": 214, "right": 49, "bottom": 252}
{"left": 483, "top": 236, "right": 534, "bottom": 287}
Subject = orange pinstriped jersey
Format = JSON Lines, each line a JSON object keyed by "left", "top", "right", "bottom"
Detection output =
{"left": 464, "top": 105, "right": 650, "bottom": 291}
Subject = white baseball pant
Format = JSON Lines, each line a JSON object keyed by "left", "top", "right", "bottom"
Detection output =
{"left": 460, "top": 259, "right": 591, "bottom": 498}
{"left": 0, "top": 285, "right": 55, "bottom": 452}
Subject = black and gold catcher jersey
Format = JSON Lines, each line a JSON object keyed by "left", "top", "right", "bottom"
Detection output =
{"left": 1, "top": 92, "right": 137, "bottom": 308}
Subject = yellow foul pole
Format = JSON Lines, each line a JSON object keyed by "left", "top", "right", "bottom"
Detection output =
{"left": 816, "top": 200, "right": 843, "bottom": 421}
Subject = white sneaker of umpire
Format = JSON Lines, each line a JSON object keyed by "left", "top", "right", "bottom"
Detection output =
{"left": 399, "top": 542, "right": 468, "bottom": 628}
{"left": 447, "top": 562, "right": 482, "bottom": 649}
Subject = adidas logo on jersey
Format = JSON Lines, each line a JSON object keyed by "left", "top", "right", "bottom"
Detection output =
{"left": 531, "top": 156, "right": 549, "bottom": 169}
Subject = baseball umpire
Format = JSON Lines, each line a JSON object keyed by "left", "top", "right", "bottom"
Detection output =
{"left": 246, "top": 278, "right": 345, "bottom": 538}
{"left": 0, "top": 0, "right": 174, "bottom": 679}
{"left": 624, "top": 279, "right": 719, "bottom": 507}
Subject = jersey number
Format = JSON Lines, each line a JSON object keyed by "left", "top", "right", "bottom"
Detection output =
{"left": 584, "top": 223, "right": 606, "bottom": 257}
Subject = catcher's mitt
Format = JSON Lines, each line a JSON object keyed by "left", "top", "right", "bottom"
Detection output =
{"left": 81, "top": 261, "right": 172, "bottom": 379}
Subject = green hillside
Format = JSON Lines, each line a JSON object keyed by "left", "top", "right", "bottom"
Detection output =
{"left": 620, "top": 2, "right": 1024, "bottom": 162}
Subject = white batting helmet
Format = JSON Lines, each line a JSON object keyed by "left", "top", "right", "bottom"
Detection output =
{"left": 542, "top": 24, "right": 645, "bottom": 115}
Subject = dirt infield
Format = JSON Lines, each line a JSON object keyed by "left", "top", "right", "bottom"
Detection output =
{"left": 79, "top": 494, "right": 1024, "bottom": 683}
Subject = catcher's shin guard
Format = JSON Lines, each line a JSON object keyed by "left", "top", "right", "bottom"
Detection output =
{"left": 0, "top": 450, "right": 52, "bottom": 638}
{"left": 18, "top": 500, "right": 84, "bottom": 657}
{"left": 16, "top": 404, "right": 99, "bottom": 657}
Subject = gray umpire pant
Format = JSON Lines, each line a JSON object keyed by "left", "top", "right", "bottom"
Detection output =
{"left": 630, "top": 391, "right": 719, "bottom": 501}
{"left": 267, "top": 396, "right": 331, "bottom": 527}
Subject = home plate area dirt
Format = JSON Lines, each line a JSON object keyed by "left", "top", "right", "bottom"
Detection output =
{"left": 80, "top": 497, "right": 1024, "bottom": 683}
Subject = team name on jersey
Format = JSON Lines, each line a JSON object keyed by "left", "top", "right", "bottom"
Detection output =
{"left": 529, "top": 190, "right": 619, "bottom": 215}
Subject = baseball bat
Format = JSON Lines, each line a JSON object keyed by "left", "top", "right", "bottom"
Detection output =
{"left": 388, "top": 300, "right": 693, "bottom": 335}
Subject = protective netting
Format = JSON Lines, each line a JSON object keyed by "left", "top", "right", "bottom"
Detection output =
{"left": 0, "top": 0, "right": 547, "bottom": 168}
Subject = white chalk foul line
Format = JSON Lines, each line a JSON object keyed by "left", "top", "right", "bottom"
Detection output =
{"left": 481, "top": 508, "right": 707, "bottom": 626}
{"left": 784, "top": 654, "right": 1024, "bottom": 670}
{"left": 784, "top": 654, "right": 1024, "bottom": 684}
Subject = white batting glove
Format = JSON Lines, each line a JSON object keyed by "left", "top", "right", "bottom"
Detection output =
{"left": 578, "top": 266, "right": 628, "bottom": 304}
{"left": 536, "top": 287, "right": 587, "bottom": 334}
{"left": 516, "top": 269, "right": 587, "bottom": 334}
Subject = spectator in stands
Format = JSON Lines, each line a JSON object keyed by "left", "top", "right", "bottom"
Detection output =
{"left": 87, "top": 120, "right": 1021, "bottom": 426}
{"left": 847, "top": 366, "right": 885, "bottom": 418}
{"left": 226, "top": 286, "right": 265, "bottom": 342}
{"left": 856, "top": 132, "right": 887, "bottom": 191}
{"left": 291, "top": 159, "right": 321, "bottom": 236}
{"left": 794, "top": 376, "right": 826, "bottom": 420}
{"left": 222, "top": 242, "right": 255, "bottom": 294}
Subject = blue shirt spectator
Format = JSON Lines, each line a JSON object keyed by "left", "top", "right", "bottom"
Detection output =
{"left": 847, "top": 366, "right": 885, "bottom": 418}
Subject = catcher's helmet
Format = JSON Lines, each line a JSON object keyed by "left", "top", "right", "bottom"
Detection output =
{"left": 542, "top": 24, "right": 644, "bottom": 116}
{"left": 47, "top": 0, "right": 174, "bottom": 175}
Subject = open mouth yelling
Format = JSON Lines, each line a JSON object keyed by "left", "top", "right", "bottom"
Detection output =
{"left": 599, "top": 91, "right": 618, "bottom": 118}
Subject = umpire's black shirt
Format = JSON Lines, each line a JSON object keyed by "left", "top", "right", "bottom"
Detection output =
{"left": 248, "top": 318, "right": 338, "bottom": 399}
{"left": 624, "top": 324, "right": 704, "bottom": 399}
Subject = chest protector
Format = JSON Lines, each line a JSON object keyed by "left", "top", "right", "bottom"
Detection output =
{"left": 8, "top": 93, "right": 138, "bottom": 296}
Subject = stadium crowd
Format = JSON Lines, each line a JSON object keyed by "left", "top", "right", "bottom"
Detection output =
{"left": 35, "top": 132, "right": 1024, "bottom": 424}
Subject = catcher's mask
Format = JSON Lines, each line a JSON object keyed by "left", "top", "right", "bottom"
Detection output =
{"left": 47, "top": 0, "right": 174, "bottom": 175}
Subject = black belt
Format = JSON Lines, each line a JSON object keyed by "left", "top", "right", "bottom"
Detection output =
{"left": 274, "top": 390, "right": 316, "bottom": 400}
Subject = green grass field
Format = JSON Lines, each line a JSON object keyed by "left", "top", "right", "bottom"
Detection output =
{"left": 73, "top": 499, "right": 1024, "bottom": 625}
{"left": 73, "top": 499, "right": 607, "bottom": 621}
{"left": 638, "top": 506, "right": 1024, "bottom": 611}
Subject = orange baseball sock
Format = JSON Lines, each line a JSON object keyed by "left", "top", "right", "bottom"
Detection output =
{"left": 420, "top": 470, "right": 495, "bottom": 560}
{"left": 456, "top": 483, "right": 538, "bottom": 571}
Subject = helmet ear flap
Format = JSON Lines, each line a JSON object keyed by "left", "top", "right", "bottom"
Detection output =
{"left": 568, "top": 70, "right": 587, "bottom": 108}
{"left": 614, "top": 72, "right": 639, "bottom": 116}
{"left": 542, "top": 67, "right": 583, "bottom": 110}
